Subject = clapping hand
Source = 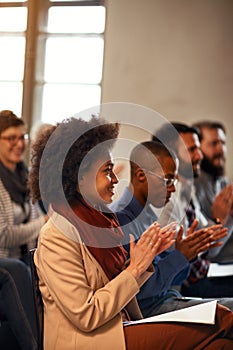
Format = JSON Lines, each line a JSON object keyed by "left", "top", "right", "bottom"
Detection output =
{"left": 175, "top": 219, "right": 227, "bottom": 261}
{"left": 212, "top": 184, "right": 233, "bottom": 224}
{"left": 126, "top": 222, "right": 176, "bottom": 279}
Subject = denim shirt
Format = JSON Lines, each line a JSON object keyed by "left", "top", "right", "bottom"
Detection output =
{"left": 110, "top": 187, "right": 190, "bottom": 313}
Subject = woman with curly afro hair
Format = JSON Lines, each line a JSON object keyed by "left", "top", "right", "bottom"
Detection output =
{"left": 29, "top": 115, "right": 233, "bottom": 350}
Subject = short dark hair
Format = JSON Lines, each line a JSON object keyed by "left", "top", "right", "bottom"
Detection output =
{"left": 130, "top": 140, "right": 177, "bottom": 178}
{"left": 192, "top": 120, "right": 226, "bottom": 142}
{"left": 0, "top": 110, "right": 24, "bottom": 134}
{"left": 152, "top": 122, "right": 199, "bottom": 153}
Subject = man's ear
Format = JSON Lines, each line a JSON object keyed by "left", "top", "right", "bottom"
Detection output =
{"left": 135, "top": 168, "right": 147, "bottom": 182}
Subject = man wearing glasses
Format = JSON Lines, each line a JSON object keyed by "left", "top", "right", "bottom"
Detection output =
{"left": 110, "top": 141, "right": 232, "bottom": 317}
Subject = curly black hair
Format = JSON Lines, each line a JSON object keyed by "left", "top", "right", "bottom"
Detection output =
{"left": 29, "top": 115, "right": 119, "bottom": 209}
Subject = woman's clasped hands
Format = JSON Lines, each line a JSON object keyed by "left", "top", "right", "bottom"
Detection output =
{"left": 126, "top": 222, "right": 177, "bottom": 280}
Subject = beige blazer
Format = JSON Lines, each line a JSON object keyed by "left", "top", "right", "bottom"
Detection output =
{"left": 35, "top": 211, "right": 153, "bottom": 350}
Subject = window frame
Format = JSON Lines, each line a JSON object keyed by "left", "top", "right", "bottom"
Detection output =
{"left": 0, "top": 0, "right": 105, "bottom": 129}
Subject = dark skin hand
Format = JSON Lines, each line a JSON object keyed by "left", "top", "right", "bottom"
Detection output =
{"left": 175, "top": 219, "right": 227, "bottom": 261}
{"left": 127, "top": 222, "right": 177, "bottom": 280}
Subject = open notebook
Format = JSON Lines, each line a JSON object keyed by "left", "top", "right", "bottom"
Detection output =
{"left": 123, "top": 300, "right": 217, "bottom": 326}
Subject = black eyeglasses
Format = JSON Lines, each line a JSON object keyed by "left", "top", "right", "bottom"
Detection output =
{"left": 0, "top": 134, "right": 29, "bottom": 145}
{"left": 145, "top": 170, "right": 178, "bottom": 188}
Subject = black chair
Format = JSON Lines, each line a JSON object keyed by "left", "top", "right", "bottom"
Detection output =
{"left": 29, "top": 249, "right": 44, "bottom": 350}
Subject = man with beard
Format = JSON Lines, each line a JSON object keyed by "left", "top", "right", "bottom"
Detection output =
{"left": 192, "top": 121, "right": 233, "bottom": 263}
{"left": 110, "top": 140, "right": 232, "bottom": 316}
{"left": 153, "top": 122, "right": 233, "bottom": 297}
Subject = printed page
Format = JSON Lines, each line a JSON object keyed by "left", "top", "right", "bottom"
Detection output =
{"left": 123, "top": 300, "right": 217, "bottom": 326}
{"left": 207, "top": 263, "right": 233, "bottom": 277}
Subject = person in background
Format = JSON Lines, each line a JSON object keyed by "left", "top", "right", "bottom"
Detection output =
{"left": 192, "top": 120, "right": 233, "bottom": 263}
{"left": 0, "top": 110, "right": 47, "bottom": 349}
{"left": 0, "top": 110, "right": 46, "bottom": 261}
{"left": 153, "top": 122, "right": 233, "bottom": 297}
{"left": 110, "top": 141, "right": 233, "bottom": 317}
{"left": 28, "top": 115, "right": 233, "bottom": 350}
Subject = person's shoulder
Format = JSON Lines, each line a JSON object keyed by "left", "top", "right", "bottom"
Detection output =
{"left": 0, "top": 180, "right": 10, "bottom": 198}
{"left": 109, "top": 197, "right": 124, "bottom": 212}
{"left": 111, "top": 197, "right": 137, "bottom": 224}
{"left": 196, "top": 170, "right": 210, "bottom": 182}
{"left": 114, "top": 206, "right": 134, "bottom": 226}
{"left": 194, "top": 171, "right": 216, "bottom": 194}
{"left": 41, "top": 211, "right": 83, "bottom": 245}
{"left": 110, "top": 187, "right": 133, "bottom": 212}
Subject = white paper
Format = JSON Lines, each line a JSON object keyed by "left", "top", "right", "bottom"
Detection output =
{"left": 207, "top": 263, "right": 233, "bottom": 277}
{"left": 123, "top": 300, "right": 217, "bottom": 326}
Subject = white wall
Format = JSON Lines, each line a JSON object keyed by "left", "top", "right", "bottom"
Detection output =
{"left": 102, "top": 0, "right": 233, "bottom": 180}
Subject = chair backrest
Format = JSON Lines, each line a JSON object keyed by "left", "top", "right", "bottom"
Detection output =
{"left": 29, "top": 249, "right": 44, "bottom": 350}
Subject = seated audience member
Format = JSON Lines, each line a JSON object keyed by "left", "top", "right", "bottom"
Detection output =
{"left": 153, "top": 122, "right": 233, "bottom": 297}
{"left": 0, "top": 258, "right": 37, "bottom": 350}
{"left": 28, "top": 115, "right": 233, "bottom": 350}
{"left": 110, "top": 141, "right": 233, "bottom": 316}
{"left": 0, "top": 110, "right": 46, "bottom": 261}
{"left": 192, "top": 120, "right": 233, "bottom": 263}
{"left": 0, "top": 110, "right": 47, "bottom": 349}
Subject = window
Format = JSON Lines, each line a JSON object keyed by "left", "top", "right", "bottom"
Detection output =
{"left": 0, "top": 0, "right": 105, "bottom": 125}
{"left": 0, "top": 4, "right": 27, "bottom": 115}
